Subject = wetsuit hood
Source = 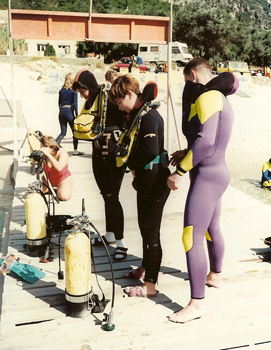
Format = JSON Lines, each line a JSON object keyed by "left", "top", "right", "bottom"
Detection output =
{"left": 74, "top": 69, "right": 100, "bottom": 107}
{"left": 183, "top": 71, "right": 239, "bottom": 106}
{"left": 182, "top": 72, "right": 239, "bottom": 136}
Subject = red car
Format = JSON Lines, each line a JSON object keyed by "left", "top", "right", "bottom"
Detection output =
{"left": 112, "top": 57, "right": 150, "bottom": 73}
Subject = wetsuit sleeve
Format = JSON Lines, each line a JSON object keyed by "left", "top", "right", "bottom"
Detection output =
{"left": 58, "top": 91, "right": 61, "bottom": 108}
{"left": 177, "top": 91, "right": 223, "bottom": 176}
{"left": 129, "top": 111, "right": 160, "bottom": 169}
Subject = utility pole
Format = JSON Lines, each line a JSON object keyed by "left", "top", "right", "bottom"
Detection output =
{"left": 8, "top": 0, "right": 18, "bottom": 180}
{"left": 89, "top": 0, "right": 93, "bottom": 39}
{"left": 167, "top": 0, "right": 173, "bottom": 152}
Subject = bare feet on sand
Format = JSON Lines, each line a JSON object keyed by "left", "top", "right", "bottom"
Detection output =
{"left": 168, "top": 299, "right": 205, "bottom": 323}
{"left": 206, "top": 271, "right": 222, "bottom": 288}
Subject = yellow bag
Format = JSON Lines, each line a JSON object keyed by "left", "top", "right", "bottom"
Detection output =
{"left": 74, "top": 84, "right": 108, "bottom": 141}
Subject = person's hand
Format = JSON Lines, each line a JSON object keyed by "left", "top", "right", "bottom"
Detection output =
{"left": 40, "top": 146, "right": 51, "bottom": 157}
{"left": 167, "top": 171, "right": 181, "bottom": 191}
{"left": 169, "top": 150, "right": 187, "bottom": 167}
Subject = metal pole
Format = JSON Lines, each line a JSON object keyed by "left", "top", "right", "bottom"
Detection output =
{"left": 89, "top": 0, "right": 93, "bottom": 39}
{"left": 8, "top": 0, "right": 18, "bottom": 180}
{"left": 167, "top": 0, "right": 173, "bottom": 153}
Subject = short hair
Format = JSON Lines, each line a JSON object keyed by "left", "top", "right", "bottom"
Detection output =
{"left": 72, "top": 80, "right": 88, "bottom": 91}
{"left": 105, "top": 70, "right": 118, "bottom": 83}
{"left": 40, "top": 135, "right": 60, "bottom": 156}
{"left": 183, "top": 57, "right": 211, "bottom": 76}
{"left": 108, "top": 74, "right": 140, "bottom": 104}
{"left": 63, "top": 73, "right": 75, "bottom": 90}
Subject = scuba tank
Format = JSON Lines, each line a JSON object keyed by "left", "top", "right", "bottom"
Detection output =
{"left": 63, "top": 212, "right": 115, "bottom": 329}
{"left": 25, "top": 181, "right": 47, "bottom": 257}
{"left": 64, "top": 224, "right": 92, "bottom": 318}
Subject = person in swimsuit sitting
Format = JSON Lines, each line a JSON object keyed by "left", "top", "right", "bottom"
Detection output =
{"left": 40, "top": 135, "right": 72, "bottom": 201}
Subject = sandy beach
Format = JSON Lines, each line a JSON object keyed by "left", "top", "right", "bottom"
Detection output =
{"left": 1, "top": 59, "right": 271, "bottom": 236}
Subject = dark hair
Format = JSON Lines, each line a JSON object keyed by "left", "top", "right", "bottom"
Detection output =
{"left": 183, "top": 57, "right": 211, "bottom": 76}
{"left": 108, "top": 74, "right": 140, "bottom": 104}
{"left": 72, "top": 80, "right": 88, "bottom": 91}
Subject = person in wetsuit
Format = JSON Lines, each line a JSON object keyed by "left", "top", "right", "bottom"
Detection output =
{"left": 109, "top": 74, "right": 171, "bottom": 297}
{"left": 261, "top": 158, "right": 271, "bottom": 189}
{"left": 167, "top": 58, "right": 239, "bottom": 323}
{"left": 72, "top": 69, "right": 128, "bottom": 261}
{"left": 40, "top": 135, "right": 72, "bottom": 201}
{"left": 55, "top": 73, "right": 83, "bottom": 156}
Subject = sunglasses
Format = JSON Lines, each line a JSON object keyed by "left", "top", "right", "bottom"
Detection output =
{"left": 0, "top": 254, "right": 17, "bottom": 276}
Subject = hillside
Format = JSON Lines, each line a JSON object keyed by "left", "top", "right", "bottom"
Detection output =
{"left": 0, "top": 0, "right": 270, "bottom": 29}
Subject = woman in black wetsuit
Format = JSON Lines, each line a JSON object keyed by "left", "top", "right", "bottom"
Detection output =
{"left": 72, "top": 69, "right": 128, "bottom": 261}
{"left": 109, "top": 74, "right": 171, "bottom": 297}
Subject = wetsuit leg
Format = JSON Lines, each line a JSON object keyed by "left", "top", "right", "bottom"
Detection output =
{"left": 137, "top": 167, "right": 170, "bottom": 284}
{"left": 206, "top": 198, "right": 225, "bottom": 273}
{"left": 183, "top": 174, "right": 227, "bottom": 299}
{"left": 56, "top": 111, "right": 68, "bottom": 144}
{"left": 92, "top": 150, "right": 126, "bottom": 240}
{"left": 66, "top": 114, "right": 78, "bottom": 150}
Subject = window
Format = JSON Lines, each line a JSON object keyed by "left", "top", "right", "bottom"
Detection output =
{"left": 150, "top": 46, "right": 159, "bottom": 52}
{"left": 58, "top": 45, "right": 70, "bottom": 55}
{"left": 140, "top": 46, "right": 148, "bottom": 52}
{"left": 37, "top": 44, "right": 46, "bottom": 52}
{"left": 172, "top": 46, "right": 180, "bottom": 54}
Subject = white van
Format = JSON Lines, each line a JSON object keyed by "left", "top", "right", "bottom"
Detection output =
{"left": 138, "top": 42, "right": 193, "bottom": 66}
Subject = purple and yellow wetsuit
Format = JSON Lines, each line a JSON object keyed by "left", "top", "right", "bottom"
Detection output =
{"left": 177, "top": 72, "right": 239, "bottom": 299}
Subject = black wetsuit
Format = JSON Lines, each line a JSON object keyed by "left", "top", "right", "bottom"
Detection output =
{"left": 128, "top": 107, "right": 171, "bottom": 284}
{"left": 75, "top": 70, "right": 127, "bottom": 241}
{"left": 92, "top": 100, "right": 127, "bottom": 240}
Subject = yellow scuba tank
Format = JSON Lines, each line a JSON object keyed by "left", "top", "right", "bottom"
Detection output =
{"left": 65, "top": 227, "right": 92, "bottom": 318}
{"left": 25, "top": 191, "right": 47, "bottom": 257}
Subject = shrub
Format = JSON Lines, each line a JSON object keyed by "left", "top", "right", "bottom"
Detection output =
{"left": 44, "top": 43, "right": 56, "bottom": 57}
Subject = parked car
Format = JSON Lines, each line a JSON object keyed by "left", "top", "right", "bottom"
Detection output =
{"left": 216, "top": 61, "right": 250, "bottom": 75}
{"left": 112, "top": 57, "right": 150, "bottom": 73}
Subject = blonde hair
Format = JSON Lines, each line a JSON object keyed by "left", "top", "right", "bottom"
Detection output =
{"left": 63, "top": 72, "right": 76, "bottom": 90}
{"left": 40, "top": 135, "right": 60, "bottom": 156}
{"left": 105, "top": 70, "right": 119, "bottom": 83}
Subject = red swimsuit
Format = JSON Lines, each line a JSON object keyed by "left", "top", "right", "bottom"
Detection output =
{"left": 43, "top": 164, "right": 71, "bottom": 187}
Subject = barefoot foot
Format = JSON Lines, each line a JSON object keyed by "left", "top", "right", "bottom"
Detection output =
{"left": 206, "top": 271, "right": 222, "bottom": 288}
{"left": 168, "top": 300, "right": 205, "bottom": 323}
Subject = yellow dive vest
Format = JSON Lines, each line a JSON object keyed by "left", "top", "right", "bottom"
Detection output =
{"left": 73, "top": 84, "right": 108, "bottom": 141}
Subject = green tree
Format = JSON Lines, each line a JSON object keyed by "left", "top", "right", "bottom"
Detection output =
{"left": 76, "top": 41, "right": 137, "bottom": 62}
{"left": 0, "top": 24, "right": 8, "bottom": 54}
{"left": 262, "top": 31, "right": 271, "bottom": 66}
{"left": 44, "top": 43, "right": 56, "bottom": 56}
{"left": 173, "top": 1, "right": 237, "bottom": 60}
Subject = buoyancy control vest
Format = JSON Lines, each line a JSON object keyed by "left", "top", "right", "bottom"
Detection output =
{"left": 73, "top": 83, "right": 109, "bottom": 141}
